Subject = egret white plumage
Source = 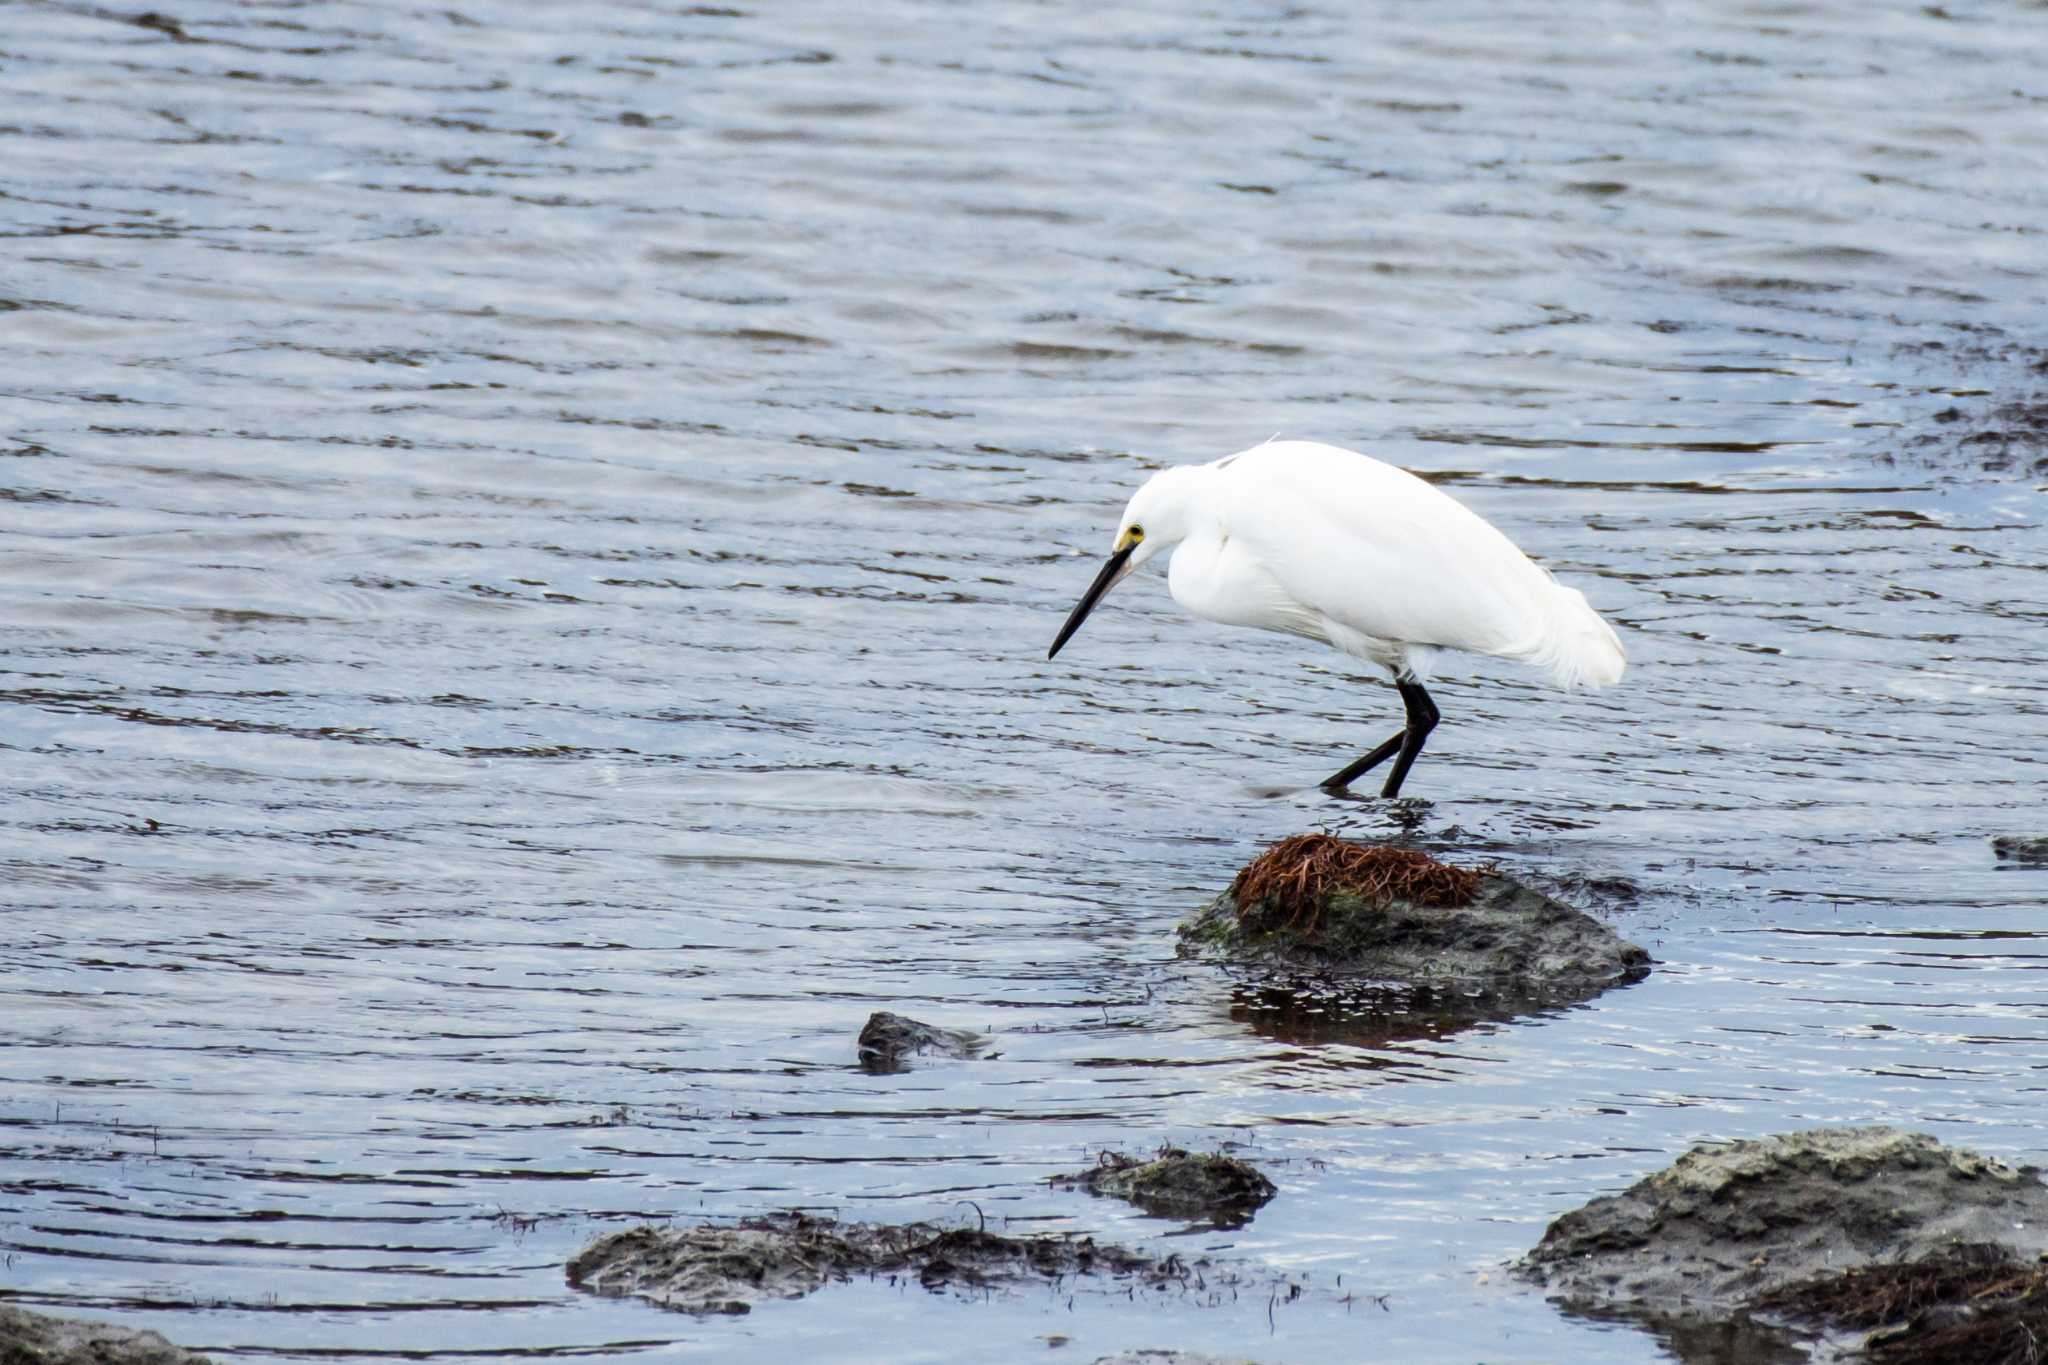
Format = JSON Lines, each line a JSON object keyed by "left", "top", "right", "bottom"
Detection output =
{"left": 1047, "top": 440, "right": 1625, "bottom": 798}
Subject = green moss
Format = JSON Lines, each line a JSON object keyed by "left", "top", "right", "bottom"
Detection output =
{"left": 1179, "top": 888, "right": 1408, "bottom": 959}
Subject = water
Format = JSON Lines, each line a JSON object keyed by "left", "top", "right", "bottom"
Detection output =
{"left": 4, "top": 0, "right": 2047, "bottom": 1360}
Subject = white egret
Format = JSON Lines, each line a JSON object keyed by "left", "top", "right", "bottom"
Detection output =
{"left": 1048, "top": 440, "right": 1624, "bottom": 798}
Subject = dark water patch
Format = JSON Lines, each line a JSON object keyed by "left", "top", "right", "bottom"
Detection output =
{"left": 1873, "top": 340, "right": 2048, "bottom": 478}
{"left": 1418, "top": 431, "right": 1801, "bottom": 455}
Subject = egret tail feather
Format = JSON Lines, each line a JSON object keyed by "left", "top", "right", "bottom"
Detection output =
{"left": 1517, "top": 585, "right": 1625, "bottom": 690}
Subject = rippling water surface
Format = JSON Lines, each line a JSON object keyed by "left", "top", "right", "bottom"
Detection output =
{"left": 5, "top": 1, "right": 2047, "bottom": 1360}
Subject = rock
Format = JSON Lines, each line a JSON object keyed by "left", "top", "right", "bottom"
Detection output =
{"left": 1518, "top": 1127, "right": 2048, "bottom": 1361}
{"left": 1522, "top": 1127, "right": 2048, "bottom": 1308}
{"left": 567, "top": 1212, "right": 1201, "bottom": 1316}
{"left": 1180, "top": 835, "right": 1650, "bottom": 998}
{"left": 0, "top": 1306, "right": 214, "bottom": 1365}
{"left": 1756, "top": 1241, "right": 2048, "bottom": 1365}
{"left": 1993, "top": 835, "right": 2048, "bottom": 866}
{"left": 855, "top": 1010, "right": 985, "bottom": 1073}
{"left": 1055, "top": 1148, "right": 1277, "bottom": 1226}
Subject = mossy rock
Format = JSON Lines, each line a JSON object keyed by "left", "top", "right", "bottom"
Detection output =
{"left": 1180, "top": 870, "right": 1649, "bottom": 992}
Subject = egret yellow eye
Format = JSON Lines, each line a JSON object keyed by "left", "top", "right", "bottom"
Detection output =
{"left": 1128, "top": 525, "right": 1145, "bottom": 542}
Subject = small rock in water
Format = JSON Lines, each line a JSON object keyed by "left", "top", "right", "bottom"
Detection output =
{"left": 855, "top": 1010, "right": 986, "bottom": 1073}
{"left": 1056, "top": 1147, "right": 1277, "bottom": 1226}
{"left": 1992, "top": 835, "right": 2048, "bottom": 866}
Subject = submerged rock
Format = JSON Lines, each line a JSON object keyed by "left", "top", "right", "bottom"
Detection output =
{"left": 1056, "top": 1148, "right": 1277, "bottom": 1226}
{"left": 0, "top": 1307, "right": 214, "bottom": 1365}
{"left": 1992, "top": 835, "right": 2048, "bottom": 866}
{"left": 855, "top": 1010, "right": 986, "bottom": 1073}
{"left": 567, "top": 1212, "right": 1201, "bottom": 1316}
{"left": 1519, "top": 1127, "right": 2048, "bottom": 1363}
{"left": 1180, "top": 834, "right": 1649, "bottom": 997}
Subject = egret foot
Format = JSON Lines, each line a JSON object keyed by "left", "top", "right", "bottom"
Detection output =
{"left": 1321, "top": 679, "right": 1440, "bottom": 798}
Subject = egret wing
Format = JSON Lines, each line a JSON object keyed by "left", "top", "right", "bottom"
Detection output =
{"left": 1215, "top": 442, "right": 1559, "bottom": 661}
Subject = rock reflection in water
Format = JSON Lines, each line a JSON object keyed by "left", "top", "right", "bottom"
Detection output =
{"left": 1550, "top": 1301, "right": 1812, "bottom": 1365}
{"left": 1225, "top": 975, "right": 1637, "bottom": 1052}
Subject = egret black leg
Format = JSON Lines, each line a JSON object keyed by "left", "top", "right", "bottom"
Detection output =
{"left": 1320, "top": 679, "right": 1440, "bottom": 797}
{"left": 1378, "top": 680, "right": 1439, "bottom": 798}
{"left": 1321, "top": 732, "right": 1402, "bottom": 791}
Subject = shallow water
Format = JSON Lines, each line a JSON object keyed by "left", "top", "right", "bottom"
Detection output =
{"left": 3, "top": 0, "right": 2047, "bottom": 1360}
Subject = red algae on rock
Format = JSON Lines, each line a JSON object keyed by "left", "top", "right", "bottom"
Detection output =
{"left": 1227, "top": 833, "right": 1482, "bottom": 936}
{"left": 1183, "top": 833, "right": 1647, "bottom": 1002}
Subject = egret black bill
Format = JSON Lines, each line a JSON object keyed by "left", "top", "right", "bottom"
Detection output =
{"left": 1047, "top": 542, "right": 1134, "bottom": 659}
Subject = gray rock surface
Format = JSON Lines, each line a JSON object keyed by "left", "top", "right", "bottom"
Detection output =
{"left": 0, "top": 1307, "right": 214, "bottom": 1365}
{"left": 1180, "top": 871, "right": 1650, "bottom": 994}
{"left": 567, "top": 1211, "right": 1188, "bottom": 1315}
{"left": 1519, "top": 1126, "right": 2048, "bottom": 1310}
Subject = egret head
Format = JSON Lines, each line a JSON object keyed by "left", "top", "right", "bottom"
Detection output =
{"left": 1046, "top": 465, "right": 1199, "bottom": 660}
